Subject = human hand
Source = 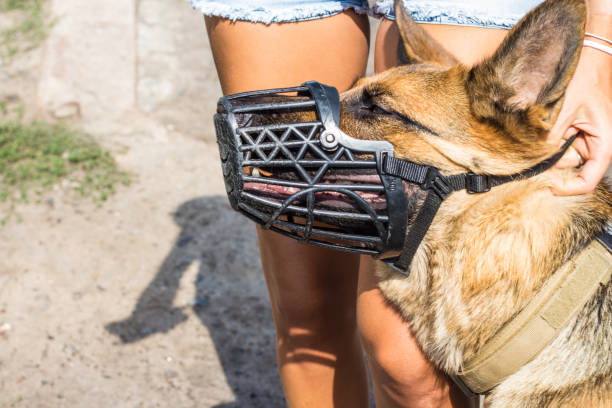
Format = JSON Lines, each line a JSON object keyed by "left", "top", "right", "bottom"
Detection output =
{"left": 548, "top": 31, "right": 612, "bottom": 195}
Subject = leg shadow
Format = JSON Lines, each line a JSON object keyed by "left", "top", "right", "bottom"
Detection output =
{"left": 106, "top": 196, "right": 285, "bottom": 407}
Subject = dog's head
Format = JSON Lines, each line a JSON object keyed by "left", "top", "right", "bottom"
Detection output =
{"left": 218, "top": 0, "right": 609, "bottom": 271}
{"left": 341, "top": 0, "right": 586, "bottom": 177}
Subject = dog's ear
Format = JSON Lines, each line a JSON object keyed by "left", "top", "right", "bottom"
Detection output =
{"left": 394, "top": 0, "right": 458, "bottom": 66}
{"left": 467, "top": 0, "right": 586, "bottom": 131}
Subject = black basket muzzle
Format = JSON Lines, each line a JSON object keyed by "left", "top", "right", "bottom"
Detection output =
{"left": 214, "top": 81, "right": 408, "bottom": 258}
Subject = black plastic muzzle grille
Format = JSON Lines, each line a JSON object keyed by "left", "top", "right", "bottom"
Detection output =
{"left": 214, "top": 82, "right": 407, "bottom": 257}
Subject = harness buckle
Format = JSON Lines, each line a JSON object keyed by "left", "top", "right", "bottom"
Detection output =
{"left": 466, "top": 173, "right": 491, "bottom": 194}
{"left": 423, "top": 168, "right": 452, "bottom": 200}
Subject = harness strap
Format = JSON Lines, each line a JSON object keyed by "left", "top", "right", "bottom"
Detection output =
{"left": 457, "top": 234, "right": 612, "bottom": 393}
{"left": 383, "top": 135, "right": 577, "bottom": 273}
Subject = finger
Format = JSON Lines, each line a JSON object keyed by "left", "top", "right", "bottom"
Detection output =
{"left": 569, "top": 136, "right": 590, "bottom": 159}
{"left": 548, "top": 109, "right": 575, "bottom": 144}
{"left": 555, "top": 146, "right": 584, "bottom": 168}
{"left": 550, "top": 154, "right": 609, "bottom": 195}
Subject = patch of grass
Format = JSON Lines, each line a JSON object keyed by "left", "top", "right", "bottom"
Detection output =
{"left": 0, "top": 0, "right": 52, "bottom": 61}
{"left": 0, "top": 394, "right": 22, "bottom": 408}
{"left": 0, "top": 121, "right": 131, "bottom": 207}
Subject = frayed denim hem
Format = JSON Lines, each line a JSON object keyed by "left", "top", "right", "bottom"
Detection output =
{"left": 187, "top": 0, "right": 369, "bottom": 24}
{"left": 372, "top": 0, "right": 521, "bottom": 29}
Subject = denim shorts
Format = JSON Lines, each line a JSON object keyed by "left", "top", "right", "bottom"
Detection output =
{"left": 187, "top": 0, "right": 543, "bottom": 29}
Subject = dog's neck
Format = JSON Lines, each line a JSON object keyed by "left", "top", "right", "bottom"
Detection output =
{"left": 377, "top": 169, "right": 611, "bottom": 372}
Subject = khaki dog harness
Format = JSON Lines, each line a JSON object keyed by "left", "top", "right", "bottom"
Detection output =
{"left": 457, "top": 230, "right": 612, "bottom": 399}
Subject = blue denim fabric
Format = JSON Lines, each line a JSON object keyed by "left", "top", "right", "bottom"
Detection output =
{"left": 376, "top": 0, "right": 543, "bottom": 29}
{"left": 187, "top": 0, "right": 543, "bottom": 28}
{"left": 187, "top": 0, "right": 369, "bottom": 24}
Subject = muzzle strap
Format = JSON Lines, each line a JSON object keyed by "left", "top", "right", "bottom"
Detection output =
{"left": 393, "top": 186, "right": 447, "bottom": 271}
{"left": 384, "top": 134, "right": 578, "bottom": 273}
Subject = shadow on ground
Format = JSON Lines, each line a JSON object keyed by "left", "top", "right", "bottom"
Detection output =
{"left": 106, "top": 195, "right": 284, "bottom": 407}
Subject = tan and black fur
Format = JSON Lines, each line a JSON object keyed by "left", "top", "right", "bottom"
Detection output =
{"left": 338, "top": 0, "right": 611, "bottom": 406}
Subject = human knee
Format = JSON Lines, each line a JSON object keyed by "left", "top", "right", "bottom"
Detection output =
{"left": 369, "top": 343, "right": 434, "bottom": 386}
{"left": 357, "top": 296, "right": 446, "bottom": 395}
{"left": 362, "top": 335, "right": 453, "bottom": 405}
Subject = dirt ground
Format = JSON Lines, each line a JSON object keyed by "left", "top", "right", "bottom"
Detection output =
{"left": 1, "top": 0, "right": 286, "bottom": 406}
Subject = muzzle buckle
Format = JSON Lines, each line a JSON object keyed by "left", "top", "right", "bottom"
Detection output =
{"left": 422, "top": 168, "right": 452, "bottom": 200}
{"left": 466, "top": 173, "right": 491, "bottom": 194}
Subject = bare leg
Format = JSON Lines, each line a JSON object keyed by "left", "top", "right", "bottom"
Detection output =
{"left": 358, "top": 257, "right": 466, "bottom": 408}
{"left": 358, "top": 20, "right": 508, "bottom": 408}
{"left": 206, "top": 11, "right": 370, "bottom": 408}
{"left": 206, "top": 12, "right": 370, "bottom": 95}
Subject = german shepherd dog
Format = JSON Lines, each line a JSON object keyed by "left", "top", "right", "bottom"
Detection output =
{"left": 248, "top": 0, "right": 612, "bottom": 405}
{"left": 339, "top": 0, "right": 612, "bottom": 405}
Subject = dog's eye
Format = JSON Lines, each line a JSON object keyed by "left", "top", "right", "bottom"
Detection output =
{"left": 368, "top": 104, "right": 391, "bottom": 115}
